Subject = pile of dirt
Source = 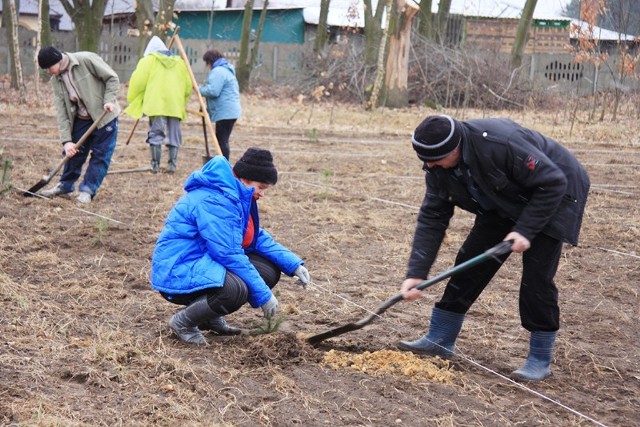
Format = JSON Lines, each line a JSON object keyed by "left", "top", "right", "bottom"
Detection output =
{"left": 323, "top": 349, "right": 456, "bottom": 383}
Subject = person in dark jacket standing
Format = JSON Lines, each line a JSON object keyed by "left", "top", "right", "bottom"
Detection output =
{"left": 398, "top": 115, "right": 590, "bottom": 382}
{"left": 151, "top": 148, "right": 310, "bottom": 345}
{"left": 200, "top": 49, "right": 241, "bottom": 161}
{"left": 37, "top": 46, "right": 120, "bottom": 203}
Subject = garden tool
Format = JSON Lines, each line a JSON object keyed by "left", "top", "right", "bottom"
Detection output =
{"left": 23, "top": 110, "right": 108, "bottom": 196}
{"left": 306, "top": 240, "right": 513, "bottom": 345}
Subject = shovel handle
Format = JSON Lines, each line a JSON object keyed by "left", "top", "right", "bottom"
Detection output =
{"left": 415, "top": 239, "right": 513, "bottom": 292}
{"left": 356, "top": 240, "right": 514, "bottom": 327}
{"left": 45, "top": 110, "right": 109, "bottom": 180}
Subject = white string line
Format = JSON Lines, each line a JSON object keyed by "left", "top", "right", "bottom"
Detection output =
{"left": 15, "top": 187, "right": 127, "bottom": 225}
{"left": 291, "top": 178, "right": 640, "bottom": 259}
{"left": 591, "top": 246, "right": 640, "bottom": 260}
{"left": 307, "top": 279, "right": 610, "bottom": 427}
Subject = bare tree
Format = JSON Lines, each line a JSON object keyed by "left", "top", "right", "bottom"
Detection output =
{"left": 59, "top": 0, "right": 108, "bottom": 52}
{"left": 363, "top": 0, "right": 386, "bottom": 65}
{"left": 314, "top": 0, "right": 331, "bottom": 53}
{"left": 383, "top": 0, "right": 419, "bottom": 107}
{"left": 40, "top": 0, "right": 51, "bottom": 48}
{"left": 132, "top": 0, "right": 177, "bottom": 58}
{"left": 435, "top": 0, "right": 451, "bottom": 44}
{"left": 368, "top": 0, "right": 391, "bottom": 109}
{"left": 236, "top": 0, "right": 269, "bottom": 92}
{"left": 511, "top": 0, "right": 537, "bottom": 68}
{"left": 417, "top": 0, "right": 434, "bottom": 41}
{"left": 2, "top": 0, "right": 25, "bottom": 95}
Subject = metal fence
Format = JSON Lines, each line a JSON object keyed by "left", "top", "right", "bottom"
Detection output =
{"left": 2, "top": 28, "right": 639, "bottom": 96}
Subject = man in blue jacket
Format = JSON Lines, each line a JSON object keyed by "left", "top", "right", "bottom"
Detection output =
{"left": 398, "top": 115, "right": 590, "bottom": 381}
{"left": 152, "top": 147, "right": 310, "bottom": 345}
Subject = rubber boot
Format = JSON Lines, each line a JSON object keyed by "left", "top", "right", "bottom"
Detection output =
{"left": 511, "top": 331, "right": 557, "bottom": 381}
{"left": 168, "top": 295, "right": 216, "bottom": 345}
{"left": 200, "top": 317, "right": 242, "bottom": 335}
{"left": 150, "top": 145, "right": 161, "bottom": 174}
{"left": 167, "top": 146, "right": 179, "bottom": 173}
{"left": 397, "top": 307, "right": 465, "bottom": 358}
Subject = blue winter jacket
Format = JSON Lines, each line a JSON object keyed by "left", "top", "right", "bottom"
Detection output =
{"left": 151, "top": 156, "right": 303, "bottom": 308}
{"left": 199, "top": 59, "right": 242, "bottom": 122}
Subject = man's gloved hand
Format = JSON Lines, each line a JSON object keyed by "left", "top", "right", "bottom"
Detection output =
{"left": 261, "top": 294, "right": 279, "bottom": 319}
{"left": 294, "top": 265, "right": 310, "bottom": 289}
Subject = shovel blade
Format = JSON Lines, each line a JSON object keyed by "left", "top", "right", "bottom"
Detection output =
{"left": 202, "top": 155, "right": 213, "bottom": 165}
{"left": 23, "top": 177, "right": 49, "bottom": 197}
{"left": 306, "top": 322, "right": 362, "bottom": 346}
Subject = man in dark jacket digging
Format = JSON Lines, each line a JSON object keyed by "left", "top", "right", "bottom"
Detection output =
{"left": 398, "top": 115, "right": 590, "bottom": 382}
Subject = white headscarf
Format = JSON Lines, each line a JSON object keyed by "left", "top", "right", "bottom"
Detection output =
{"left": 143, "top": 36, "right": 168, "bottom": 57}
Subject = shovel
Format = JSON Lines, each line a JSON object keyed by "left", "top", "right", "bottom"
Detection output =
{"left": 24, "top": 110, "right": 108, "bottom": 196}
{"left": 306, "top": 240, "right": 513, "bottom": 345}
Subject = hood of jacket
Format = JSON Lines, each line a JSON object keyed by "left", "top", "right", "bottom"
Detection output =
{"left": 144, "top": 36, "right": 168, "bottom": 56}
{"left": 213, "top": 57, "right": 237, "bottom": 76}
{"left": 184, "top": 155, "right": 254, "bottom": 200}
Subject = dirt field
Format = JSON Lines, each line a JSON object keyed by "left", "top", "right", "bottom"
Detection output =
{"left": 1, "top": 87, "right": 639, "bottom": 427}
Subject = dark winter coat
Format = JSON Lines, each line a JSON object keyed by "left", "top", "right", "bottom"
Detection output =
{"left": 407, "top": 118, "right": 590, "bottom": 279}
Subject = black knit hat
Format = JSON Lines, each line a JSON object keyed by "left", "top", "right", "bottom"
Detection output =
{"left": 411, "top": 115, "right": 461, "bottom": 161}
{"left": 38, "top": 46, "right": 63, "bottom": 69}
{"left": 233, "top": 147, "right": 278, "bottom": 185}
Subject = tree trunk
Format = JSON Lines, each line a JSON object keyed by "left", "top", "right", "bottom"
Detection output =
{"left": 249, "top": 0, "right": 268, "bottom": 72}
{"left": 40, "top": 0, "right": 51, "bottom": 48}
{"left": 368, "top": 0, "right": 392, "bottom": 109}
{"left": 363, "top": 0, "right": 386, "bottom": 65}
{"left": 134, "top": 0, "right": 155, "bottom": 58}
{"left": 236, "top": 0, "right": 254, "bottom": 92}
{"left": 511, "top": 0, "right": 537, "bottom": 68}
{"left": 154, "top": 0, "right": 177, "bottom": 39}
{"left": 60, "top": 0, "right": 108, "bottom": 52}
{"left": 435, "top": 0, "right": 451, "bottom": 44}
{"left": 383, "top": 0, "right": 419, "bottom": 108}
{"left": 314, "top": 0, "right": 331, "bottom": 53}
{"left": 34, "top": 0, "right": 43, "bottom": 94}
{"left": 4, "top": 0, "right": 25, "bottom": 94}
{"left": 417, "top": 0, "right": 434, "bottom": 40}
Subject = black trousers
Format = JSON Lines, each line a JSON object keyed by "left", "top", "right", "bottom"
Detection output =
{"left": 435, "top": 213, "right": 562, "bottom": 332}
{"left": 161, "top": 253, "right": 281, "bottom": 315}
{"left": 215, "top": 119, "right": 236, "bottom": 161}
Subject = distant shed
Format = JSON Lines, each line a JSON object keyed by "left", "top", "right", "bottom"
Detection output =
{"left": 463, "top": 17, "right": 571, "bottom": 54}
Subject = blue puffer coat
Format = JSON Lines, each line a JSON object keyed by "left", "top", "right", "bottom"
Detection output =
{"left": 199, "top": 58, "right": 242, "bottom": 122}
{"left": 151, "top": 156, "right": 303, "bottom": 308}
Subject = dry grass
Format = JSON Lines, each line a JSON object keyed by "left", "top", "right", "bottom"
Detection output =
{"left": 0, "top": 85, "right": 638, "bottom": 426}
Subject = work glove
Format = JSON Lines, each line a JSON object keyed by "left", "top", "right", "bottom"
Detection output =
{"left": 261, "top": 294, "right": 279, "bottom": 319}
{"left": 294, "top": 265, "right": 310, "bottom": 289}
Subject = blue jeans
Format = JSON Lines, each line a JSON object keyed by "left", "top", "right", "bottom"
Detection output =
{"left": 59, "top": 117, "right": 118, "bottom": 196}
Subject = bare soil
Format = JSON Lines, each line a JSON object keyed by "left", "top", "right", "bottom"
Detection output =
{"left": 0, "top": 89, "right": 639, "bottom": 426}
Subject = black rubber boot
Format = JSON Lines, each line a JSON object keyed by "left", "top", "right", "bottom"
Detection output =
{"left": 168, "top": 295, "right": 216, "bottom": 345}
{"left": 200, "top": 317, "right": 242, "bottom": 335}
{"left": 167, "top": 146, "right": 179, "bottom": 173}
{"left": 150, "top": 145, "right": 161, "bottom": 174}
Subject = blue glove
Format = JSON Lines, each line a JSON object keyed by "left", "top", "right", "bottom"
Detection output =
{"left": 261, "top": 294, "right": 279, "bottom": 319}
{"left": 294, "top": 265, "right": 310, "bottom": 289}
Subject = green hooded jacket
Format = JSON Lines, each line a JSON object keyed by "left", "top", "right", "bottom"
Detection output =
{"left": 125, "top": 49, "right": 192, "bottom": 121}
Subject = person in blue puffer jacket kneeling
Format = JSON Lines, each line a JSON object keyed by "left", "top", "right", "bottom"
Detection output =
{"left": 151, "top": 147, "right": 311, "bottom": 345}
